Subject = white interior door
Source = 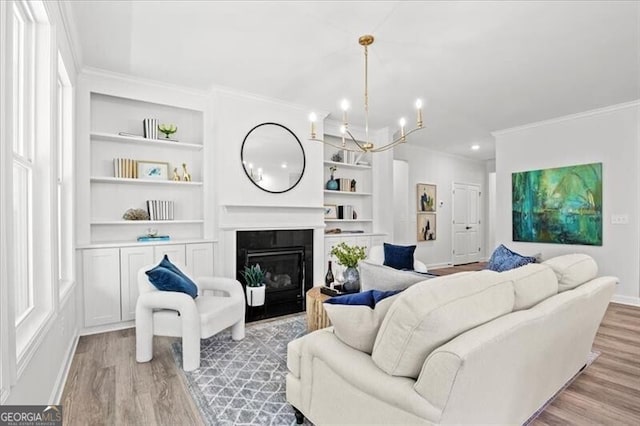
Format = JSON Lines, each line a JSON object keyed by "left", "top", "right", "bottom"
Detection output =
{"left": 452, "top": 183, "right": 481, "bottom": 265}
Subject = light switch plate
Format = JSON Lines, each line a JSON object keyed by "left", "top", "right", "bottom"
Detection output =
{"left": 611, "top": 214, "right": 629, "bottom": 225}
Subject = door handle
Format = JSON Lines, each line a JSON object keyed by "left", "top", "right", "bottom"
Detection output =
{"left": 465, "top": 226, "right": 472, "bottom": 230}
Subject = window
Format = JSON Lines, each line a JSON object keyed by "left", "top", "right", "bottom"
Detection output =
{"left": 56, "top": 52, "right": 74, "bottom": 301}
{"left": 11, "top": 0, "right": 53, "bottom": 362}
{"left": 12, "top": 0, "right": 35, "bottom": 325}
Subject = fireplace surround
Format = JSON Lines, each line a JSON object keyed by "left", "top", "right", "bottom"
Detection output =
{"left": 236, "top": 229, "right": 313, "bottom": 321}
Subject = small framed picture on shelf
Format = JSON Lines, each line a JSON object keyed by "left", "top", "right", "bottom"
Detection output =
{"left": 324, "top": 204, "right": 338, "bottom": 219}
{"left": 137, "top": 160, "right": 169, "bottom": 180}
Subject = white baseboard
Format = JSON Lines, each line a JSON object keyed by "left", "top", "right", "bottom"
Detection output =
{"left": 51, "top": 331, "right": 79, "bottom": 404}
{"left": 427, "top": 262, "right": 453, "bottom": 270}
{"left": 611, "top": 294, "right": 640, "bottom": 307}
{"left": 80, "top": 320, "right": 134, "bottom": 336}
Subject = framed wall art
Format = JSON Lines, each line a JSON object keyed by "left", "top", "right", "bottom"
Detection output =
{"left": 512, "top": 162, "right": 602, "bottom": 245}
{"left": 417, "top": 183, "right": 436, "bottom": 212}
{"left": 417, "top": 213, "right": 436, "bottom": 241}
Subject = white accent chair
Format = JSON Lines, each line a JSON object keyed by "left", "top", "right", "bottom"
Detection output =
{"left": 135, "top": 263, "right": 246, "bottom": 371}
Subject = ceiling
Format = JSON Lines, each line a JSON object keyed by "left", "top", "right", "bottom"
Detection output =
{"left": 67, "top": 1, "right": 640, "bottom": 160}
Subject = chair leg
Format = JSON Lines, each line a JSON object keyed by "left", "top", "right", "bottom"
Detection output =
{"left": 231, "top": 319, "right": 245, "bottom": 341}
{"left": 135, "top": 305, "right": 154, "bottom": 363}
{"left": 293, "top": 406, "right": 304, "bottom": 424}
{"left": 182, "top": 333, "right": 201, "bottom": 371}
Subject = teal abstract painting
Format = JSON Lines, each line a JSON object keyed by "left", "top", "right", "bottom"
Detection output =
{"left": 512, "top": 163, "right": 602, "bottom": 245}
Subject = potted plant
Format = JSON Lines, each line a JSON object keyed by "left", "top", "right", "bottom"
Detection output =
{"left": 240, "top": 264, "right": 266, "bottom": 306}
{"left": 330, "top": 242, "right": 367, "bottom": 292}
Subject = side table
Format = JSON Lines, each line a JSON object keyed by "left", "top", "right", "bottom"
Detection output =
{"left": 306, "top": 287, "right": 331, "bottom": 332}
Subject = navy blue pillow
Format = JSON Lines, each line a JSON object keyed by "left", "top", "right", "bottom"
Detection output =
{"left": 383, "top": 243, "right": 416, "bottom": 270}
{"left": 486, "top": 244, "right": 536, "bottom": 272}
{"left": 325, "top": 289, "right": 401, "bottom": 308}
{"left": 146, "top": 264, "right": 198, "bottom": 298}
{"left": 158, "top": 255, "right": 195, "bottom": 286}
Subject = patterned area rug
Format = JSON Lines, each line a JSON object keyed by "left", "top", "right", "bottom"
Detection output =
{"left": 172, "top": 315, "right": 307, "bottom": 426}
{"left": 173, "top": 315, "right": 599, "bottom": 426}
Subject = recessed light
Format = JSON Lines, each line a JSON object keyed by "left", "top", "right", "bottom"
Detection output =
{"left": 471, "top": 144, "right": 480, "bottom": 151}
{"left": 281, "top": 162, "right": 287, "bottom": 169}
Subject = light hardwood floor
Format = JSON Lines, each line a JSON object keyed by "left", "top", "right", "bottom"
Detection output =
{"left": 61, "top": 303, "right": 640, "bottom": 425}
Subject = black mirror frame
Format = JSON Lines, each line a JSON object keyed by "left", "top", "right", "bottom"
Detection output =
{"left": 240, "top": 122, "right": 306, "bottom": 194}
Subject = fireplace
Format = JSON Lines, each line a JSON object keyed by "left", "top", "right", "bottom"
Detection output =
{"left": 236, "top": 229, "right": 313, "bottom": 321}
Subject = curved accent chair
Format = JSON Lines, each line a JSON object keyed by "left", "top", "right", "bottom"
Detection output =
{"left": 135, "top": 263, "right": 245, "bottom": 371}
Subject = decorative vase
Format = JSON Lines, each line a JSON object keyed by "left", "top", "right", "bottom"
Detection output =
{"left": 342, "top": 267, "right": 360, "bottom": 293}
{"left": 326, "top": 174, "right": 339, "bottom": 190}
{"left": 246, "top": 284, "right": 266, "bottom": 307}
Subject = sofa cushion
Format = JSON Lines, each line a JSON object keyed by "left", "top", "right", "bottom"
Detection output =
{"left": 371, "top": 271, "right": 514, "bottom": 378}
{"left": 383, "top": 243, "right": 416, "bottom": 270}
{"left": 500, "top": 263, "right": 558, "bottom": 310}
{"left": 324, "top": 292, "right": 400, "bottom": 354}
{"left": 359, "top": 260, "right": 431, "bottom": 292}
{"left": 542, "top": 254, "right": 598, "bottom": 292}
{"left": 486, "top": 244, "right": 537, "bottom": 272}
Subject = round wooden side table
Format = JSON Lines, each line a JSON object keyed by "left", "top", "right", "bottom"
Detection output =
{"left": 306, "top": 287, "right": 332, "bottom": 332}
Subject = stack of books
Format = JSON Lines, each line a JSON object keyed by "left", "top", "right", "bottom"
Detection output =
{"left": 143, "top": 118, "right": 159, "bottom": 139}
{"left": 146, "top": 200, "right": 174, "bottom": 220}
{"left": 339, "top": 178, "right": 354, "bottom": 192}
{"left": 337, "top": 205, "right": 355, "bottom": 220}
{"left": 113, "top": 158, "right": 138, "bottom": 178}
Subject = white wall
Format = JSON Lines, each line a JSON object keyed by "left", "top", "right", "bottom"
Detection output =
{"left": 494, "top": 101, "right": 640, "bottom": 304}
{"left": 394, "top": 144, "right": 489, "bottom": 267}
{"left": 212, "top": 90, "right": 326, "bottom": 284}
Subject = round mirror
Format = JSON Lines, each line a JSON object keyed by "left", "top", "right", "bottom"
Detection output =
{"left": 241, "top": 122, "right": 306, "bottom": 193}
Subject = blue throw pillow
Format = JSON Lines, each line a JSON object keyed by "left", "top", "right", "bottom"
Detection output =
{"left": 383, "top": 243, "right": 416, "bottom": 270}
{"left": 325, "top": 289, "right": 401, "bottom": 308}
{"left": 486, "top": 244, "right": 536, "bottom": 272}
{"left": 146, "top": 262, "right": 198, "bottom": 298}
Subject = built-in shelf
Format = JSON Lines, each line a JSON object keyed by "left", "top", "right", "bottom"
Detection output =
{"left": 324, "top": 232, "right": 386, "bottom": 238}
{"left": 76, "top": 238, "right": 217, "bottom": 250}
{"left": 90, "top": 220, "right": 204, "bottom": 225}
{"left": 324, "top": 219, "right": 373, "bottom": 223}
{"left": 323, "top": 160, "right": 371, "bottom": 170}
{"left": 91, "top": 131, "right": 203, "bottom": 150}
{"left": 324, "top": 190, "right": 372, "bottom": 196}
{"left": 90, "top": 177, "right": 203, "bottom": 186}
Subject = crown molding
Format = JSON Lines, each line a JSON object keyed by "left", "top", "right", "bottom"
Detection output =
{"left": 80, "top": 66, "right": 210, "bottom": 98}
{"left": 210, "top": 83, "right": 329, "bottom": 118}
{"left": 56, "top": 0, "right": 83, "bottom": 72}
{"left": 491, "top": 99, "right": 640, "bottom": 137}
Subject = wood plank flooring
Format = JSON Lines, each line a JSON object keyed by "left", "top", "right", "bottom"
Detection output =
{"left": 61, "top": 303, "right": 640, "bottom": 425}
{"left": 430, "top": 261, "right": 488, "bottom": 276}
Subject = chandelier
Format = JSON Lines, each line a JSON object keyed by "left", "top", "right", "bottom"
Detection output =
{"left": 309, "top": 34, "right": 425, "bottom": 153}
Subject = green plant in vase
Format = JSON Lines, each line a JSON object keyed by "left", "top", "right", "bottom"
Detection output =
{"left": 330, "top": 242, "right": 367, "bottom": 292}
{"left": 158, "top": 123, "right": 177, "bottom": 139}
{"left": 240, "top": 264, "right": 267, "bottom": 306}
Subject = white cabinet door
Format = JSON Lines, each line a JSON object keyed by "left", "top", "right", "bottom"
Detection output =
{"left": 82, "top": 248, "right": 121, "bottom": 327}
{"left": 120, "top": 246, "right": 154, "bottom": 321}
{"left": 186, "top": 243, "right": 214, "bottom": 278}
{"left": 154, "top": 244, "right": 186, "bottom": 265}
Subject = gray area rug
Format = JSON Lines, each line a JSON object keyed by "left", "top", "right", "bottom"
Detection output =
{"left": 173, "top": 315, "right": 599, "bottom": 426}
{"left": 172, "top": 315, "right": 307, "bottom": 425}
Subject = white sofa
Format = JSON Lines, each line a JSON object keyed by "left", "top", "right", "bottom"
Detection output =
{"left": 359, "top": 245, "right": 431, "bottom": 292}
{"left": 286, "top": 254, "right": 615, "bottom": 425}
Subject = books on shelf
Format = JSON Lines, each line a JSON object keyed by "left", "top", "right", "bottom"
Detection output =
{"left": 146, "top": 200, "right": 175, "bottom": 220}
{"left": 337, "top": 205, "right": 356, "bottom": 220}
{"left": 143, "top": 118, "right": 159, "bottom": 139}
{"left": 137, "top": 235, "right": 171, "bottom": 242}
{"left": 338, "top": 178, "right": 356, "bottom": 192}
{"left": 114, "top": 158, "right": 138, "bottom": 178}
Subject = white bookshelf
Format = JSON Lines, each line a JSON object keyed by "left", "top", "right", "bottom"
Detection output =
{"left": 77, "top": 86, "right": 210, "bottom": 245}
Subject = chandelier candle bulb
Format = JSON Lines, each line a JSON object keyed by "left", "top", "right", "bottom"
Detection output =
{"left": 416, "top": 99, "right": 423, "bottom": 128}
{"left": 309, "top": 112, "right": 317, "bottom": 139}
{"left": 400, "top": 117, "right": 406, "bottom": 139}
